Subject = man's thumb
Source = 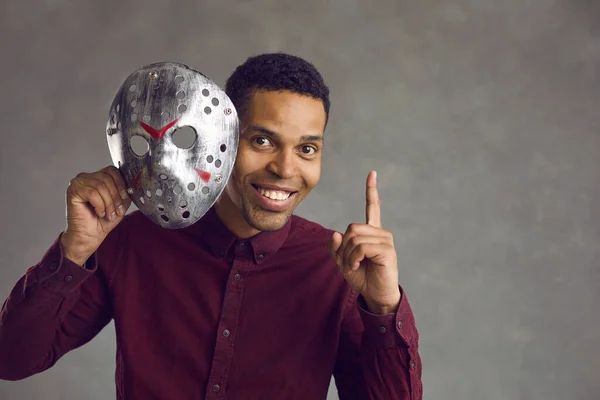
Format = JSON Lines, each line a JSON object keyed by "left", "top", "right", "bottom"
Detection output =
{"left": 329, "top": 231, "right": 343, "bottom": 259}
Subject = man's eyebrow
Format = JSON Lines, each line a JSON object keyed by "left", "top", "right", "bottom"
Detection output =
{"left": 301, "top": 134, "right": 323, "bottom": 142}
{"left": 247, "top": 125, "right": 279, "bottom": 138}
{"left": 247, "top": 125, "right": 323, "bottom": 142}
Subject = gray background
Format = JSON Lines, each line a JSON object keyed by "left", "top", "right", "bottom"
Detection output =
{"left": 1, "top": 0, "right": 599, "bottom": 399}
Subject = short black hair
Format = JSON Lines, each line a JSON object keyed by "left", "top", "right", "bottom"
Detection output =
{"left": 225, "top": 53, "right": 330, "bottom": 125}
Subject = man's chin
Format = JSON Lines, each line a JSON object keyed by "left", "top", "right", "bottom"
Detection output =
{"left": 244, "top": 207, "right": 292, "bottom": 232}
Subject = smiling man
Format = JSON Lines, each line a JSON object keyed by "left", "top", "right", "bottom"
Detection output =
{"left": 216, "top": 88, "right": 325, "bottom": 237}
{"left": 0, "top": 53, "right": 422, "bottom": 400}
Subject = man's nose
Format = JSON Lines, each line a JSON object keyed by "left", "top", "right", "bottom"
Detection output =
{"left": 266, "top": 149, "right": 297, "bottom": 179}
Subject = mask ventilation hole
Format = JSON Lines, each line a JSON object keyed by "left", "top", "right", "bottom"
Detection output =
{"left": 130, "top": 113, "right": 138, "bottom": 122}
{"left": 207, "top": 155, "right": 213, "bottom": 163}
{"left": 161, "top": 112, "right": 170, "bottom": 120}
{"left": 139, "top": 197, "right": 145, "bottom": 204}
{"left": 160, "top": 174, "right": 168, "bottom": 180}
{"left": 155, "top": 189, "right": 163, "bottom": 196}
{"left": 202, "top": 187, "right": 209, "bottom": 194}
{"left": 179, "top": 200, "right": 188, "bottom": 208}
{"left": 131, "top": 100, "right": 137, "bottom": 107}
{"left": 202, "top": 89, "right": 210, "bottom": 96}
{"left": 187, "top": 183, "right": 195, "bottom": 191}
{"left": 173, "top": 186, "right": 183, "bottom": 194}
{"left": 215, "top": 160, "right": 222, "bottom": 168}
{"left": 175, "top": 75, "right": 184, "bottom": 84}
{"left": 129, "top": 84, "right": 137, "bottom": 92}
{"left": 176, "top": 90, "right": 186, "bottom": 99}
{"left": 157, "top": 204, "right": 165, "bottom": 211}
{"left": 178, "top": 104, "right": 187, "bottom": 113}
{"left": 204, "top": 107, "right": 212, "bottom": 115}
{"left": 211, "top": 98, "right": 219, "bottom": 106}
{"left": 220, "top": 144, "right": 226, "bottom": 152}
{"left": 143, "top": 114, "right": 151, "bottom": 122}
{"left": 146, "top": 190, "right": 152, "bottom": 198}
{"left": 182, "top": 211, "right": 190, "bottom": 219}
{"left": 161, "top": 215, "right": 169, "bottom": 222}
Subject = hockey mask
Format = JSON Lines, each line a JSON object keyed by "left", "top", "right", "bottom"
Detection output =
{"left": 106, "top": 62, "right": 239, "bottom": 229}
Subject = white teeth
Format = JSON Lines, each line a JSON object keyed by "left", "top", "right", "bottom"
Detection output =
{"left": 257, "top": 187, "right": 291, "bottom": 201}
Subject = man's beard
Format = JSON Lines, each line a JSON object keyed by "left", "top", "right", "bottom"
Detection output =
{"left": 241, "top": 200, "right": 293, "bottom": 232}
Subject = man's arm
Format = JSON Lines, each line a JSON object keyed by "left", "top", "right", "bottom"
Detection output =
{"left": 333, "top": 286, "right": 422, "bottom": 400}
{"left": 329, "top": 171, "right": 422, "bottom": 398}
{"left": 0, "top": 235, "right": 113, "bottom": 380}
{"left": 0, "top": 165, "right": 131, "bottom": 380}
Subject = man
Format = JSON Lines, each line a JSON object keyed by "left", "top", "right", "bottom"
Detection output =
{"left": 0, "top": 53, "right": 422, "bottom": 399}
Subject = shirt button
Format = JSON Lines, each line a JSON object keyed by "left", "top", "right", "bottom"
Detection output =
{"left": 212, "top": 384, "right": 220, "bottom": 392}
{"left": 257, "top": 254, "right": 264, "bottom": 260}
{"left": 410, "top": 361, "right": 416, "bottom": 370}
{"left": 378, "top": 326, "right": 387, "bottom": 334}
{"left": 397, "top": 320, "right": 403, "bottom": 329}
{"left": 233, "top": 274, "right": 241, "bottom": 281}
{"left": 64, "top": 275, "right": 73, "bottom": 282}
{"left": 223, "top": 329, "right": 231, "bottom": 337}
{"left": 48, "top": 263, "right": 58, "bottom": 271}
{"left": 239, "top": 241, "right": 246, "bottom": 247}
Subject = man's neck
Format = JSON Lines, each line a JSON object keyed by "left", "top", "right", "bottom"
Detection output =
{"left": 214, "top": 194, "right": 260, "bottom": 239}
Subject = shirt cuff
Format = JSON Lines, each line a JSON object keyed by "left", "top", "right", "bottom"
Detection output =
{"left": 34, "top": 233, "right": 99, "bottom": 294}
{"left": 357, "top": 286, "right": 416, "bottom": 348}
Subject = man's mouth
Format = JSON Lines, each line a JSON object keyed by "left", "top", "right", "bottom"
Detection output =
{"left": 252, "top": 184, "right": 296, "bottom": 201}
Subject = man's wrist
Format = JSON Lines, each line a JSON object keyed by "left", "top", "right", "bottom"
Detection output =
{"left": 60, "top": 233, "right": 92, "bottom": 267}
{"left": 363, "top": 291, "right": 402, "bottom": 315}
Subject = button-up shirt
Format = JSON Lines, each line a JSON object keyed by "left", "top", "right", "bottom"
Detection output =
{"left": 0, "top": 208, "right": 422, "bottom": 399}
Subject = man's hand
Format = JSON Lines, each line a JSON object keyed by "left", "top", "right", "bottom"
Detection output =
{"left": 330, "top": 171, "right": 401, "bottom": 314}
{"left": 60, "top": 166, "right": 131, "bottom": 266}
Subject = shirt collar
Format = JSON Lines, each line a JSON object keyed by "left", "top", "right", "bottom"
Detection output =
{"left": 186, "top": 207, "right": 291, "bottom": 264}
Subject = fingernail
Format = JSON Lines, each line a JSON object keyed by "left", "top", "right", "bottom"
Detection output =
{"left": 110, "top": 212, "right": 116, "bottom": 221}
{"left": 120, "top": 189, "right": 129, "bottom": 200}
{"left": 118, "top": 204, "right": 125, "bottom": 215}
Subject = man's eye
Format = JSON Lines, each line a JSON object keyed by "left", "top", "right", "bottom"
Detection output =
{"left": 254, "top": 137, "right": 271, "bottom": 146}
{"left": 301, "top": 145, "right": 317, "bottom": 155}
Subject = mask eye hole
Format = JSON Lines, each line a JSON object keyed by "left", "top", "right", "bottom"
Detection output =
{"left": 172, "top": 126, "right": 197, "bottom": 149}
{"left": 130, "top": 135, "right": 149, "bottom": 156}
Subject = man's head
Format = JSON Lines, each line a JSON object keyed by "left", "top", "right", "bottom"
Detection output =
{"left": 215, "top": 53, "right": 330, "bottom": 238}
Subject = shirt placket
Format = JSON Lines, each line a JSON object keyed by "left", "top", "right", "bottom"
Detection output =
{"left": 205, "top": 241, "right": 252, "bottom": 399}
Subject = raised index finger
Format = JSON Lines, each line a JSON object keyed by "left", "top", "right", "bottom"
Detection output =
{"left": 366, "top": 170, "right": 381, "bottom": 227}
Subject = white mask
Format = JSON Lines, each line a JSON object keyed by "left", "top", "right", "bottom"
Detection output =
{"left": 106, "top": 62, "right": 239, "bottom": 229}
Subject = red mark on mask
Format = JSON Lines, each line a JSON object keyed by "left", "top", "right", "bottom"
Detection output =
{"left": 132, "top": 172, "right": 142, "bottom": 190}
{"left": 139, "top": 119, "right": 179, "bottom": 140}
{"left": 195, "top": 169, "right": 211, "bottom": 183}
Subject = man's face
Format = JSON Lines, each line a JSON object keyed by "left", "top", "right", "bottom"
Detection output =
{"left": 222, "top": 89, "right": 326, "bottom": 234}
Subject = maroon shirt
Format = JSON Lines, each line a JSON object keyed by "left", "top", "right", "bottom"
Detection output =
{"left": 0, "top": 208, "right": 422, "bottom": 399}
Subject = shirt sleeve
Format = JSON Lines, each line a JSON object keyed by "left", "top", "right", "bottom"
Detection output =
{"left": 332, "top": 286, "right": 423, "bottom": 400}
{"left": 0, "top": 233, "right": 113, "bottom": 381}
